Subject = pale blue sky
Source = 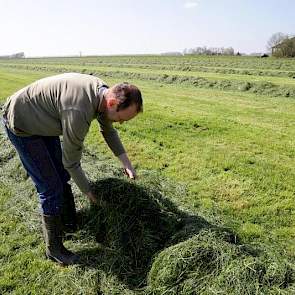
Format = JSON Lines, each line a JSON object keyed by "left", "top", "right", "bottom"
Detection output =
{"left": 0, "top": 0, "right": 294, "bottom": 57}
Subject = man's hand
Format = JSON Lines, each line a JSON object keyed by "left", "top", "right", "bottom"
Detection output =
{"left": 118, "top": 153, "right": 137, "bottom": 180}
{"left": 124, "top": 167, "right": 137, "bottom": 179}
{"left": 86, "top": 191, "right": 107, "bottom": 207}
{"left": 86, "top": 191, "right": 98, "bottom": 204}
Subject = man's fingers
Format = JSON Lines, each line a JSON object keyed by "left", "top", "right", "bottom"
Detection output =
{"left": 123, "top": 168, "right": 137, "bottom": 179}
{"left": 88, "top": 196, "right": 97, "bottom": 204}
{"left": 88, "top": 195, "right": 107, "bottom": 208}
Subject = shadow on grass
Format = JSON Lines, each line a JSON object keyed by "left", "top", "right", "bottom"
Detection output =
{"left": 75, "top": 177, "right": 239, "bottom": 289}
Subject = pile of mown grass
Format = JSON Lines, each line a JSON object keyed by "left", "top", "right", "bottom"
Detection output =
{"left": 1, "top": 123, "right": 295, "bottom": 294}
{"left": 81, "top": 177, "right": 184, "bottom": 287}
{"left": 147, "top": 229, "right": 295, "bottom": 294}
{"left": 77, "top": 149, "right": 295, "bottom": 294}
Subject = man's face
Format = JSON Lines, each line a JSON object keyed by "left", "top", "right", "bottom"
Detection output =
{"left": 106, "top": 102, "right": 138, "bottom": 124}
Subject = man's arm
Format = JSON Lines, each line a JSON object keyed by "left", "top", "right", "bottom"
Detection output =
{"left": 97, "top": 116, "right": 136, "bottom": 178}
{"left": 61, "top": 110, "right": 94, "bottom": 200}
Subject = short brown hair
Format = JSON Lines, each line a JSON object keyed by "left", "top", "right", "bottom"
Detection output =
{"left": 110, "top": 83, "right": 143, "bottom": 113}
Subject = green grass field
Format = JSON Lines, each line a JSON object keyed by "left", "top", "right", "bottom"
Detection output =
{"left": 1, "top": 55, "right": 295, "bottom": 294}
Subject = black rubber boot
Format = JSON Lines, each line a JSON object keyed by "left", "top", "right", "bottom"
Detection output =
{"left": 41, "top": 214, "right": 79, "bottom": 266}
{"left": 61, "top": 183, "right": 77, "bottom": 233}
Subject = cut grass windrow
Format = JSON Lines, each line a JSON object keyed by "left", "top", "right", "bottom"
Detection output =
{"left": 1, "top": 63, "right": 295, "bottom": 98}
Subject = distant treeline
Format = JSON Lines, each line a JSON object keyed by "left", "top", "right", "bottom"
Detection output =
{"left": 161, "top": 47, "right": 235, "bottom": 56}
{"left": 183, "top": 46, "right": 235, "bottom": 56}
{"left": 0, "top": 52, "right": 25, "bottom": 59}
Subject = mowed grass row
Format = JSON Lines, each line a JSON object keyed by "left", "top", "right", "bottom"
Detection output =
{"left": 2, "top": 60, "right": 295, "bottom": 102}
{"left": 2, "top": 57, "right": 295, "bottom": 78}
{"left": 1, "top": 62, "right": 295, "bottom": 293}
{"left": 2, "top": 58, "right": 295, "bottom": 87}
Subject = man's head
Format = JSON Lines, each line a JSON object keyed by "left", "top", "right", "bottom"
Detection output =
{"left": 104, "top": 83, "right": 143, "bottom": 124}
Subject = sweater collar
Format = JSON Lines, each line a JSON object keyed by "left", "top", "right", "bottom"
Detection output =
{"left": 96, "top": 85, "right": 108, "bottom": 113}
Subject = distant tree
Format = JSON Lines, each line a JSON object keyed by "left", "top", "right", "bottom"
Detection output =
{"left": 268, "top": 31, "right": 295, "bottom": 58}
{"left": 223, "top": 47, "right": 234, "bottom": 55}
{"left": 0, "top": 52, "right": 25, "bottom": 59}
{"left": 267, "top": 32, "right": 289, "bottom": 51}
{"left": 183, "top": 46, "right": 235, "bottom": 56}
{"left": 12, "top": 52, "right": 25, "bottom": 58}
{"left": 273, "top": 37, "right": 295, "bottom": 58}
{"left": 284, "top": 38, "right": 295, "bottom": 57}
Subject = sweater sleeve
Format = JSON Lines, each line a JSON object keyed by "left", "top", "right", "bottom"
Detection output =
{"left": 97, "top": 114, "right": 126, "bottom": 156}
{"left": 61, "top": 109, "right": 90, "bottom": 193}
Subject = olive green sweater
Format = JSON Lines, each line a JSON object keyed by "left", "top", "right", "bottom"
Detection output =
{"left": 3, "top": 73, "right": 125, "bottom": 193}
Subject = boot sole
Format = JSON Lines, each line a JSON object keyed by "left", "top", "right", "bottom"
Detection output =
{"left": 45, "top": 252, "right": 68, "bottom": 267}
{"left": 45, "top": 252, "right": 80, "bottom": 266}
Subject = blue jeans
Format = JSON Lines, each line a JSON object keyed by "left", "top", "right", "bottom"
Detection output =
{"left": 3, "top": 122, "right": 70, "bottom": 215}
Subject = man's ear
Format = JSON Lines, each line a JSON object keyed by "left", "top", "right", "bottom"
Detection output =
{"left": 107, "top": 98, "right": 119, "bottom": 108}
